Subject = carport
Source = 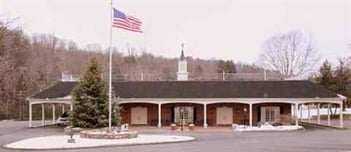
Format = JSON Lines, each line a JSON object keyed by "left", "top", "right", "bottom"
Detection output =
{"left": 27, "top": 98, "right": 72, "bottom": 127}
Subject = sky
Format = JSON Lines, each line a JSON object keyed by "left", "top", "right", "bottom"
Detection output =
{"left": 0, "top": 0, "right": 350, "bottom": 64}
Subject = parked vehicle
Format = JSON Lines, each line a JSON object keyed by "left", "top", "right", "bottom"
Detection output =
{"left": 57, "top": 111, "right": 69, "bottom": 126}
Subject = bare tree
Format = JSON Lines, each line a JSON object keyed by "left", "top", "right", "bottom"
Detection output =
{"left": 259, "top": 31, "right": 319, "bottom": 78}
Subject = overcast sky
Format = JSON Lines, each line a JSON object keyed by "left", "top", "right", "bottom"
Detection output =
{"left": 0, "top": 0, "right": 350, "bottom": 64}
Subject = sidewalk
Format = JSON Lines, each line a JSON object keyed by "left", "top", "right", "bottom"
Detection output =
{"left": 3, "top": 134, "right": 195, "bottom": 150}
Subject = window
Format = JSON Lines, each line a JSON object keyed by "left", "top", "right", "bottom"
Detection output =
{"left": 261, "top": 106, "right": 280, "bottom": 123}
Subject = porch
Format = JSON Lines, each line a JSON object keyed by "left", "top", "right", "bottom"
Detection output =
{"left": 119, "top": 97, "right": 345, "bottom": 129}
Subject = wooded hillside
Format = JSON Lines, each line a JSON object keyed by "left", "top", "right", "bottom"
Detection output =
{"left": 0, "top": 21, "right": 268, "bottom": 120}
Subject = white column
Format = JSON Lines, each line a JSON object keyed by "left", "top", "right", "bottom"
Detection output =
{"left": 308, "top": 104, "right": 311, "bottom": 123}
{"left": 62, "top": 105, "right": 65, "bottom": 114}
{"left": 70, "top": 104, "right": 73, "bottom": 111}
{"left": 203, "top": 104, "right": 208, "bottom": 128}
{"left": 327, "top": 104, "right": 331, "bottom": 126}
{"left": 295, "top": 103, "right": 298, "bottom": 126}
{"left": 41, "top": 104, "right": 45, "bottom": 125}
{"left": 52, "top": 104, "right": 55, "bottom": 124}
{"left": 317, "top": 103, "right": 320, "bottom": 124}
{"left": 249, "top": 103, "right": 253, "bottom": 127}
{"left": 222, "top": 71, "right": 225, "bottom": 80}
{"left": 29, "top": 103, "right": 32, "bottom": 128}
{"left": 299, "top": 104, "right": 303, "bottom": 120}
{"left": 340, "top": 102, "right": 344, "bottom": 128}
{"left": 157, "top": 103, "right": 162, "bottom": 128}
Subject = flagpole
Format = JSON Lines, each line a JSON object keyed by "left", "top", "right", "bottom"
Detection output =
{"left": 108, "top": 0, "right": 113, "bottom": 131}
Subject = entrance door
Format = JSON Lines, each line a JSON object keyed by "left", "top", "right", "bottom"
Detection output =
{"left": 260, "top": 106, "right": 280, "bottom": 123}
{"left": 174, "top": 107, "right": 194, "bottom": 125}
{"left": 131, "top": 107, "right": 147, "bottom": 125}
{"left": 216, "top": 107, "right": 233, "bottom": 125}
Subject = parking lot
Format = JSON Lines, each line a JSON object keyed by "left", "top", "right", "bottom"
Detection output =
{"left": 0, "top": 121, "right": 350, "bottom": 152}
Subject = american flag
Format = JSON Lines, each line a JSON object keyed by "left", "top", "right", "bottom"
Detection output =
{"left": 112, "top": 8, "right": 142, "bottom": 33}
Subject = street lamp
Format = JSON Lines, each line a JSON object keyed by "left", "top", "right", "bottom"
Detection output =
{"left": 180, "top": 107, "right": 184, "bottom": 131}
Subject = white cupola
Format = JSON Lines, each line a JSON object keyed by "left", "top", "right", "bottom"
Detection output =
{"left": 177, "top": 43, "right": 188, "bottom": 81}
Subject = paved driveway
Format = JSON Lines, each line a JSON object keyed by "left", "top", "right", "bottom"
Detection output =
{"left": 0, "top": 121, "right": 350, "bottom": 152}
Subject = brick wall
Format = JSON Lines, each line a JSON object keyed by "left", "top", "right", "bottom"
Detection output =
{"left": 120, "top": 102, "right": 292, "bottom": 127}
{"left": 120, "top": 103, "right": 158, "bottom": 126}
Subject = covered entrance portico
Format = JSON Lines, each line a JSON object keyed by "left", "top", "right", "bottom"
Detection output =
{"left": 296, "top": 96, "right": 347, "bottom": 128}
{"left": 27, "top": 98, "right": 72, "bottom": 128}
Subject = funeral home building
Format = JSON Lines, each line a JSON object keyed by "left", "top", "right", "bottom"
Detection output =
{"left": 27, "top": 48, "right": 346, "bottom": 128}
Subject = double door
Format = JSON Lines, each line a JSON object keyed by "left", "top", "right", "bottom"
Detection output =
{"left": 174, "top": 107, "right": 194, "bottom": 125}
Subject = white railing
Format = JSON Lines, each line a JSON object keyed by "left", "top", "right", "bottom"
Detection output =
{"left": 61, "top": 72, "right": 284, "bottom": 82}
{"left": 61, "top": 73, "right": 80, "bottom": 82}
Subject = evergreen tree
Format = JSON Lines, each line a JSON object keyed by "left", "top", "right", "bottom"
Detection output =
{"left": 113, "top": 97, "right": 123, "bottom": 127}
{"left": 315, "top": 59, "right": 351, "bottom": 109}
{"left": 194, "top": 64, "right": 204, "bottom": 79}
{"left": 216, "top": 60, "right": 236, "bottom": 73}
{"left": 334, "top": 59, "right": 350, "bottom": 95}
{"left": 70, "top": 58, "right": 109, "bottom": 128}
{"left": 334, "top": 59, "right": 351, "bottom": 109}
{"left": 315, "top": 60, "right": 335, "bottom": 90}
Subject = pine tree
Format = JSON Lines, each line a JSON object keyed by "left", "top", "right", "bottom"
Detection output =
{"left": 216, "top": 60, "right": 236, "bottom": 73}
{"left": 70, "top": 58, "right": 109, "bottom": 128}
{"left": 315, "top": 60, "right": 335, "bottom": 90}
{"left": 334, "top": 59, "right": 351, "bottom": 109}
{"left": 113, "top": 97, "right": 123, "bottom": 127}
{"left": 315, "top": 59, "right": 351, "bottom": 109}
{"left": 334, "top": 59, "right": 350, "bottom": 95}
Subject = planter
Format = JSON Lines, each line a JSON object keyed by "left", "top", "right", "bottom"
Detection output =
{"left": 170, "top": 124, "right": 177, "bottom": 130}
{"left": 80, "top": 128, "right": 138, "bottom": 139}
{"left": 188, "top": 124, "right": 195, "bottom": 131}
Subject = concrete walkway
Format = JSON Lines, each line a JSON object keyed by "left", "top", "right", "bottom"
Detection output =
{"left": 3, "top": 134, "right": 195, "bottom": 150}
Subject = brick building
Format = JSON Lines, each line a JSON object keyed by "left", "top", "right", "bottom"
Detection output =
{"left": 27, "top": 48, "right": 345, "bottom": 128}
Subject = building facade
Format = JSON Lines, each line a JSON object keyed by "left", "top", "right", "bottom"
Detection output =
{"left": 27, "top": 48, "right": 345, "bottom": 128}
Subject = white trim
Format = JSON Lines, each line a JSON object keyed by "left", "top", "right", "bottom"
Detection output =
{"left": 28, "top": 98, "right": 72, "bottom": 105}
{"left": 28, "top": 97, "right": 344, "bottom": 105}
{"left": 295, "top": 103, "right": 298, "bottom": 126}
{"left": 158, "top": 103, "right": 162, "bottom": 128}
{"left": 118, "top": 98, "right": 343, "bottom": 105}
{"left": 29, "top": 103, "right": 32, "bottom": 127}
{"left": 203, "top": 103, "right": 208, "bottom": 128}
{"left": 340, "top": 102, "right": 344, "bottom": 128}
{"left": 317, "top": 103, "right": 321, "bottom": 124}
{"left": 337, "top": 94, "right": 347, "bottom": 100}
{"left": 52, "top": 104, "right": 55, "bottom": 124}
{"left": 249, "top": 103, "right": 252, "bottom": 127}
{"left": 41, "top": 104, "right": 45, "bottom": 125}
{"left": 327, "top": 104, "right": 331, "bottom": 126}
